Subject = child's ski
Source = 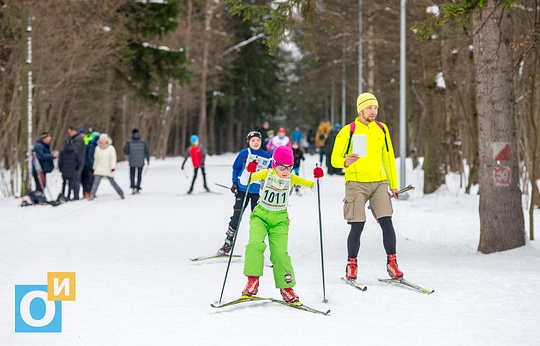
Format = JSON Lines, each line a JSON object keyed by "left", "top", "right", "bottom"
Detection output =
{"left": 190, "top": 254, "right": 241, "bottom": 262}
{"left": 270, "top": 299, "right": 330, "bottom": 315}
{"left": 378, "top": 278, "right": 434, "bottom": 295}
{"left": 341, "top": 277, "right": 367, "bottom": 291}
{"left": 211, "top": 295, "right": 272, "bottom": 308}
{"left": 211, "top": 296, "right": 330, "bottom": 315}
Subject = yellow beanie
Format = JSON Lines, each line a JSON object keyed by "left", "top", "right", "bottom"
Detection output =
{"left": 356, "top": 93, "right": 378, "bottom": 114}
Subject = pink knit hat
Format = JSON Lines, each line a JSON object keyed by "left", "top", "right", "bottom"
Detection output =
{"left": 272, "top": 146, "right": 294, "bottom": 167}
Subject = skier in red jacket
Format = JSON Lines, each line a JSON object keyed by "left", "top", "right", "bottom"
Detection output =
{"left": 181, "top": 135, "right": 210, "bottom": 194}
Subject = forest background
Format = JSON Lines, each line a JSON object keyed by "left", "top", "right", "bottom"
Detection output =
{"left": 0, "top": 0, "right": 539, "bottom": 254}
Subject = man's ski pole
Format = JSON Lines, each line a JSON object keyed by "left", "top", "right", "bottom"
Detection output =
{"left": 217, "top": 173, "right": 253, "bottom": 304}
{"left": 315, "top": 164, "right": 328, "bottom": 303}
{"left": 369, "top": 185, "right": 415, "bottom": 210}
{"left": 391, "top": 184, "right": 415, "bottom": 198}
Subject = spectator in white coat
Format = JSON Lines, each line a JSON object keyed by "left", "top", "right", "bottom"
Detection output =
{"left": 88, "top": 133, "right": 124, "bottom": 200}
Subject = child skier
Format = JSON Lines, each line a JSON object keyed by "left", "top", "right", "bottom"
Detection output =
{"left": 217, "top": 131, "right": 272, "bottom": 255}
{"left": 239, "top": 146, "right": 324, "bottom": 303}
{"left": 181, "top": 135, "right": 209, "bottom": 194}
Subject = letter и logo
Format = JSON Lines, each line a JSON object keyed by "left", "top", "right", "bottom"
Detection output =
{"left": 14, "top": 272, "right": 76, "bottom": 333}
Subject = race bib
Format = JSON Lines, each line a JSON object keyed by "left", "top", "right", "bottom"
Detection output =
{"left": 247, "top": 153, "right": 271, "bottom": 171}
{"left": 259, "top": 173, "right": 290, "bottom": 211}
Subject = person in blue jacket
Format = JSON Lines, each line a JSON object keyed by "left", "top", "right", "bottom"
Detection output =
{"left": 217, "top": 131, "right": 272, "bottom": 255}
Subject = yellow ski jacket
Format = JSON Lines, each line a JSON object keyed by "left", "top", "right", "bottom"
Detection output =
{"left": 330, "top": 118, "right": 398, "bottom": 190}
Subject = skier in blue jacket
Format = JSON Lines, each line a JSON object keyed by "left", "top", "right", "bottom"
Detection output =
{"left": 217, "top": 131, "right": 272, "bottom": 255}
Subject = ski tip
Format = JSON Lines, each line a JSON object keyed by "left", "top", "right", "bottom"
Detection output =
{"left": 341, "top": 277, "right": 367, "bottom": 291}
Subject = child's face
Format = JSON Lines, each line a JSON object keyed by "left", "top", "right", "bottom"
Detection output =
{"left": 274, "top": 164, "right": 293, "bottom": 178}
{"left": 249, "top": 137, "right": 261, "bottom": 150}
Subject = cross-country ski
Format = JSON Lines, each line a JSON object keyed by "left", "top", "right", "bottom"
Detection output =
{"left": 378, "top": 278, "right": 434, "bottom": 295}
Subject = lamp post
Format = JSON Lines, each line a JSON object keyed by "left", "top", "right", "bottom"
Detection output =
{"left": 26, "top": 13, "right": 33, "bottom": 156}
{"left": 399, "top": 0, "right": 407, "bottom": 190}
{"left": 358, "top": 0, "right": 363, "bottom": 95}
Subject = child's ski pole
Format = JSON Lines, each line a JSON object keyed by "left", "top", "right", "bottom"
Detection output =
{"left": 315, "top": 164, "right": 328, "bottom": 303}
{"left": 217, "top": 173, "right": 253, "bottom": 304}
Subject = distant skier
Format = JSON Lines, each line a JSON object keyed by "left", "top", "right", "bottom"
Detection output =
{"left": 181, "top": 135, "right": 209, "bottom": 194}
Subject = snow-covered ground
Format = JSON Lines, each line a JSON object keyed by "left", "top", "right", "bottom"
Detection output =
{"left": 1, "top": 153, "right": 539, "bottom": 345}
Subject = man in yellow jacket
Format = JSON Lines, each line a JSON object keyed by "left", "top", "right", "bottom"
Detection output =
{"left": 331, "top": 92, "right": 404, "bottom": 282}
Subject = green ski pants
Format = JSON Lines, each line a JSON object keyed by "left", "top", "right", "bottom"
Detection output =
{"left": 243, "top": 205, "right": 296, "bottom": 288}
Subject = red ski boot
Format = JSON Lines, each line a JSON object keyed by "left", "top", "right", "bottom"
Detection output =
{"left": 345, "top": 258, "right": 358, "bottom": 280}
{"left": 242, "top": 276, "right": 259, "bottom": 297}
{"left": 280, "top": 287, "right": 299, "bottom": 303}
{"left": 386, "top": 254, "right": 404, "bottom": 279}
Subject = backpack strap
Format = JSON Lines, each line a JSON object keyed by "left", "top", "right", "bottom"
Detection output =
{"left": 375, "top": 120, "right": 389, "bottom": 152}
{"left": 344, "top": 121, "right": 356, "bottom": 157}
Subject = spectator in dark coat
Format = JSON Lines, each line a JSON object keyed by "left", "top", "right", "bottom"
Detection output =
{"left": 32, "top": 132, "right": 58, "bottom": 191}
{"left": 257, "top": 121, "right": 270, "bottom": 149}
{"left": 64, "top": 126, "right": 86, "bottom": 200}
{"left": 82, "top": 131, "right": 100, "bottom": 198}
{"left": 324, "top": 123, "right": 343, "bottom": 175}
{"left": 123, "top": 128, "right": 150, "bottom": 194}
{"left": 58, "top": 141, "right": 79, "bottom": 200}
{"left": 306, "top": 129, "right": 316, "bottom": 155}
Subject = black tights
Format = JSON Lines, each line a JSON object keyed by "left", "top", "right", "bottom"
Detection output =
{"left": 347, "top": 216, "right": 397, "bottom": 258}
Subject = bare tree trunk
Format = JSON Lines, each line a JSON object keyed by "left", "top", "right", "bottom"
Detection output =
{"left": 473, "top": 0, "right": 525, "bottom": 253}
{"left": 226, "top": 101, "right": 235, "bottom": 153}
{"left": 464, "top": 45, "right": 480, "bottom": 194}
{"left": 198, "top": 0, "right": 220, "bottom": 146}
{"left": 528, "top": 29, "right": 539, "bottom": 241}
{"left": 421, "top": 11, "right": 445, "bottom": 194}
{"left": 208, "top": 96, "right": 217, "bottom": 154}
{"left": 518, "top": 15, "right": 540, "bottom": 241}
{"left": 179, "top": 0, "right": 193, "bottom": 156}
{"left": 366, "top": 11, "right": 375, "bottom": 92}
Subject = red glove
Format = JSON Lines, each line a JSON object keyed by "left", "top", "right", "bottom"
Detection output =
{"left": 246, "top": 160, "right": 258, "bottom": 173}
{"left": 313, "top": 167, "right": 324, "bottom": 179}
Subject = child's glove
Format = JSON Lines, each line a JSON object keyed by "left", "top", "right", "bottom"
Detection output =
{"left": 231, "top": 182, "right": 238, "bottom": 194}
{"left": 246, "top": 160, "right": 258, "bottom": 173}
{"left": 313, "top": 167, "right": 324, "bottom": 179}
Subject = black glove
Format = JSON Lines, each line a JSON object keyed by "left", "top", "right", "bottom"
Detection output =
{"left": 231, "top": 182, "right": 238, "bottom": 194}
{"left": 111, "top": 168, "right": 115, "bottom": 172}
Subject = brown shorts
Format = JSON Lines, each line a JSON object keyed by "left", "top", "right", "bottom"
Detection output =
{"left": 343, "top": 181, "right": 393, "bottom": 223}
